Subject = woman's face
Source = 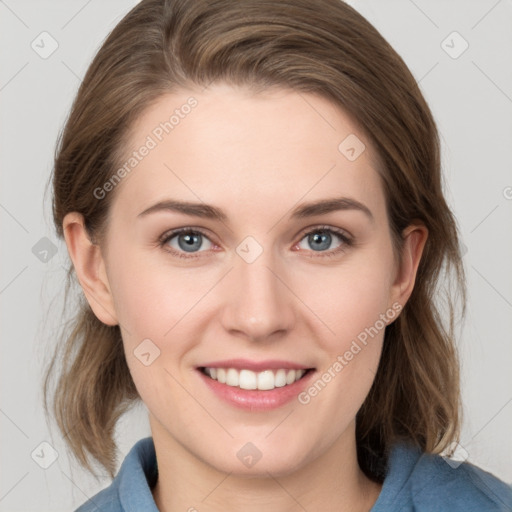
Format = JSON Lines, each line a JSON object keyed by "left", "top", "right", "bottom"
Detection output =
{"left": 85, "top": 83, "right": 422, "bottom": 476}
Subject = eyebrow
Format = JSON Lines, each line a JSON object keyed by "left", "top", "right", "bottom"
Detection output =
{"left": 290, "top": 197, "right": 373, "bottom": 221}
{"left": 137, "top": 197, "right": 374, "bottom": 222}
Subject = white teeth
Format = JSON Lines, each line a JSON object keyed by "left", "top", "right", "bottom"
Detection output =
{"left": 226, "top": 368, "right": 239, "bottom": 386}
{"left": 239, "top": 369, "right": 257, "bottom": 390}
{"left": 257, "top": 370, "right": 275, "bottom": 390}
{"left": 274, "top": 369, "right": 287, "bottom": 387}
{"left": 217, "top": 368, "right": 226, "bottom": 383}
{"left": 203, "top": 367, "right": 307, "bottom": 390}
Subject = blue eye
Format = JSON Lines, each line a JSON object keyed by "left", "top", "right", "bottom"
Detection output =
{"left": 305, "top": 230, "right": 334, "bottom": 251}
{"left": 297, "top": 227, "right": 350, "bottom": 254}
{"left": 162, "top": 229, "right": 213, "bottom": 254}
{"left": 159, "top": 226, "right": 351, "bottom": 260}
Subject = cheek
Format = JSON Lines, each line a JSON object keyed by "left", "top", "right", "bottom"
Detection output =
{"left": 108, "top": 250, "right": 211, "bottom": 342}
{"left": 106, "top": 252, "right": 219, "bottom": 395}
{"left": 304, "top": 244, "right": 396, "bottom": 408}
{"left": 294, "top": 259, "right": 393, "bottom": 434}
{"left": 295, "top": 245, "right": 395, "bottom": 350}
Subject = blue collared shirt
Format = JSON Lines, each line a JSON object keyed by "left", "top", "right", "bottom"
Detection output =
{"left": 75, "top": 437, "right": 512, "bottom": 511}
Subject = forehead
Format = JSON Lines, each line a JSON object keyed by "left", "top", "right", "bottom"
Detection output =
{"left": 110, "top": 84, "right": 385, "bottom": 222}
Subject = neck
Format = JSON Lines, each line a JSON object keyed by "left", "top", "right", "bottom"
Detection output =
{"left": 150, "top": 417, "right": 382, "bottom": 512}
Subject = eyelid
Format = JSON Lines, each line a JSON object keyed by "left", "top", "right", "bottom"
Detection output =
{"left": 296, "top": 224, "right": 352, "bottom": 243}
{"left": 158, "top": 226, "right": 214, "bottom": 246}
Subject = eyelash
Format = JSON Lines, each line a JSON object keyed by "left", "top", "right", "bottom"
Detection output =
{"left": 158, "top": 225, "right": 353, "bottom": 260}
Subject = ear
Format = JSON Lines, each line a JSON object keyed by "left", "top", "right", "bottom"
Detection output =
{"left": 389, "top": 223, "right": 428, "bottom": 309}
{"left": 62, "top": 212, "right": 118, "bottom": 326}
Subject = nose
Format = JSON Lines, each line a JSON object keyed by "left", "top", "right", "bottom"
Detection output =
{"left": 219, "top": 251, "right": 296, "bottom": 343}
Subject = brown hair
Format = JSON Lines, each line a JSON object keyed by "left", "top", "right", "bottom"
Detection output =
{"left": 45, "top": 0, "right": 466, "bottom": 480}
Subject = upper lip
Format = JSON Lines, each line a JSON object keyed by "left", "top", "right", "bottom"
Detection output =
{"left": 198, "top": 359, "right": 314, "bottom": 372}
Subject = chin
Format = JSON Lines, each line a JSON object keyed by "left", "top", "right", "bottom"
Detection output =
{"left": 200, "top": 438, "right": 315, "bottom": 478}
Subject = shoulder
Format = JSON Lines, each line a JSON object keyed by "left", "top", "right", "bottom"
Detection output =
{"left": 372, "top": 441, "right": 512, "bottom": 512}
{"left": 75, "top": 485, "right": 120, "bottom": 512}
{"left": 74, "top": 437, "right": 158, "bottom": 512}
{"left": 411, "top": 448, "right": 512, "bottom": 511}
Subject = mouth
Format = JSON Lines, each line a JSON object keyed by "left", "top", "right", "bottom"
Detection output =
{"left": 195, "top": 359, "right": 317, "bottom": 410}
{"left": 198, "top": 366, "right": 315, "bottom": 391}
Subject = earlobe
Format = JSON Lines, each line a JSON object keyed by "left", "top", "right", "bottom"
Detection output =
{"left": 62, "top": 212, "right": 118, "bottom": 326}
{"left": 390, "top": 223, "right": 428, "bottom": 309}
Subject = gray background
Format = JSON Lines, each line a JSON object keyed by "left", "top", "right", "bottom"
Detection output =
{"left": 1, "top": 0, "right": 511, "bottom": 510}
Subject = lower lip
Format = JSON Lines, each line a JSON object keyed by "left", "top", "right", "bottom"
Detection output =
{"left": 197, "top": 369, "right": 316, "bottom": 411}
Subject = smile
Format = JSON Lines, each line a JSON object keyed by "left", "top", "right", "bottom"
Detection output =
{"left": 200, "top": 367, "right": 310, "bottom": 390}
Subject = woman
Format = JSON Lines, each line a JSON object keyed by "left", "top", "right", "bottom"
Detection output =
{"left": 45, "top": 0, "right": 512, "bottom": 510}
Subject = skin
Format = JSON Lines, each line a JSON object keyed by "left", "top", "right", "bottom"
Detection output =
{"left": 63, "top": 83, "right": 427, "bottom": 512}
